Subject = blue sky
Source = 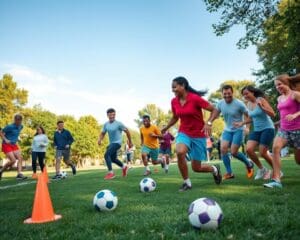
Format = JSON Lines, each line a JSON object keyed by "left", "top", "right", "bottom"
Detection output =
{"left": 0, "top": 0, "right": 260, "bottom": 129}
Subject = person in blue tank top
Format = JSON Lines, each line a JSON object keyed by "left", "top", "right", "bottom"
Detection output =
{"left": 234, "top": 86, "right": 275, "bottom": 180}
{"left": 209, "top": 85, "right": 254, "bottom": 180}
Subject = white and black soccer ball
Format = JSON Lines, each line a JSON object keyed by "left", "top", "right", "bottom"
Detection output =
{"left": 93, "top": 189, "right": 118, "bottom": 211}
{"left": 140, "top": 177, "right": 156, "bottom": 192}
{"left": 60, "top": 171, "right": 67, "bottom": 179}
{"left": 188, "top": 197, "right": 223, "bottom": 230}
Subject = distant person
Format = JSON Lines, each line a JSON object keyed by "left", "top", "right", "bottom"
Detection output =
{"left": 264, "top": 74, "right": 300, "bottom": 188}
{"left": 235, "top": 86, "right": 275, "bottom": 180}
{"left": 98, "top": 108, "right": 132, "bottom": 180}
{"left": 0, "top": 114, "right": 27, "bottom": 180}
{"left": 124, "top": 139, "right": 134, "bottom": 168}
{"left": 159, "top": 127, "right": 175, "bottom": 173}
{"left": 206, "top": 137, "right": 213, "bottom": 161}
{"left": 140, "top": 115, "right": 164, "bottom": 176}
{"left": 31, "top": 126, "right": 49, "bottom": 179}
{"left": 209, "top": 85, "right": 254, "bottom": 180}
{"left": 216, "top": 138, "right": 221, "bottom": 160}
{"left": 162, "top": 76, "right": 222, "bottom": 191}
{"left": 52, "top": 120, "right": 76, "bottom": 180}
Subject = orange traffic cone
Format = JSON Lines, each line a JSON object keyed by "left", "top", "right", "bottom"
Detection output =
{"left": 42, "top": 166, "right": 49, "bottom": 184}
{"left": 24, "top": 173, "right": 62, "bottom": 224}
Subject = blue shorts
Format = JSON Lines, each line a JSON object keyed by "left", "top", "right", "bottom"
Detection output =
{"left": 176, "top": 132, "right": 207, "bottom": 161}
{"left": 159, "top": 148, "right": 171, "bottom": 155}
{"left": 248, "top": 128, "right": 275, "bottom": 146}
{"left": 222, "top": 130, "right": 243, "bottom": 146}
{"left": 142, "top": 146, "right": 159, "bottom": 161}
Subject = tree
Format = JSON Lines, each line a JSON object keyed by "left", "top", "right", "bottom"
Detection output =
{"left": 0, "top": 74, "right": 28, "bottom": 127}
{"left": 204, "top": 0, "right": 281, "bottom": 48}
{"left": 135, "top": 104, "right": 172, "bottom": 128}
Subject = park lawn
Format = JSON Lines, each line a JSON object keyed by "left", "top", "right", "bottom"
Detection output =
{"left": 0, "top": 158, "right": 299, "bottom": 240}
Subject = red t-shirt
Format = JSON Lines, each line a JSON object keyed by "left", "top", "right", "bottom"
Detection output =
{"left": 171, "top": 92, "right": 209, "bottom": 138}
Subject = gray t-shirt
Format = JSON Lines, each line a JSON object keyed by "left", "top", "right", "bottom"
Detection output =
{"left": 217, "top": 99, "right": 248, "bottom": 132}
{"left": 102, "top": 120, "right": 127, "bottom": 144}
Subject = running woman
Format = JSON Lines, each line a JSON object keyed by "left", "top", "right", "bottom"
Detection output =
{"left": 52, "top": 120, "right": 76, "bottom": 180}
{"left": 162, "top": 76, "right": 222, "bottom": 191}
{"left": 159, "top": 127, "right": 175, "bottom": 173}
{"left": 264, "top": 74, "right": 300, "bottom": 188}
{"left": 98, "top": 108, "right": 132, "bottom": 180}
{"left": 209, "top": 85, "right": 254, "bottom": 180}
{"left": 140, "top": 115, "right": 164, "bottom": 176}
{"left": 235, "top": 86, "right": 275, "bottom": 180}
{"left": 0, "top": 114, "right": 27, "bottom": 180}
{"left": 31, "top": 126, "right": 49, "bottom": 179}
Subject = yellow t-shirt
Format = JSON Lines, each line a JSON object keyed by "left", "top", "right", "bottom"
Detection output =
{"left": 140, "top": 125, "right": 161, "bottom": 149}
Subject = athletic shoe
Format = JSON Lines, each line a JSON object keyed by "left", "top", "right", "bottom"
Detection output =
{"left": 122, "top": 166, "right": 128, "bottom": 177}
{"left": 246, "top": 161, "right": 254, "bottom": 178}
{"left": 32, "top": 173, "right": 38, "bottom": 179}
{"left": 178, "top": 183, "right": 192, "bottom": 192}
{"left": 223, "top": 173, "right": 235, "bottom": 180}
{"left": 16, "top": 173, "right": 28, "bottom": 180}
{"left": 104, "top": 172, "right": 116, "bottom": 180}
{"left": 71, "top": 164, "right": 76, "bottom": 175}
{"left": 263, "top": 179, "right": 282, "bottom": 189}
{"left": 52, "top": 174, "right": 62, "bottom": 180}
{"left": 254, "top": 167, "right": 267, "bottom": 180}
{"left": 212, "top": 164, "right": 222, "bottom": 185}
{"left": 0, "top": 171, "right": 2, "bottom": 180}
{"left": 263, "top": 169, "right": 271, "bottom": 180}
{"left": 143, "top": 170, "right": 151, "bottom": 176}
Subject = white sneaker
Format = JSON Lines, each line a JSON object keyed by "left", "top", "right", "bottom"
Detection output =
{"left": 254, "top": 167, "right": 267, "bottom": 180}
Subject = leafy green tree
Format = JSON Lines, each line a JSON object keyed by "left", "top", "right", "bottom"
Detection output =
{"left": 204, "top": 0, "right": 280, "bottom": 48}
{"left": 0, "top": 74, "right": 28, "bottom": 127}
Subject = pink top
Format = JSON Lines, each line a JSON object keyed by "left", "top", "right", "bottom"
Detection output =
{"left": 277, "top": 93, "right": 300, "bottom": 131}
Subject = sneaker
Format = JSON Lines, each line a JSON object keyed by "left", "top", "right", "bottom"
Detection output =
{"left": 179, "top": 183, "right": 192, "bottom": 192}
{"left": 122, "top": 166, "right": 128, "bottom": 177}
{"left": 246, "top": 161, "right": 254, "bottom": 178}
{"left": 32, "top": 173, "right": 38, "bottom": 179}
{"left": 52, "top": 174, "right": 62, "bottom": 180}
{"left": 212, "top": 164, "right": 222, "bottom": 185}
{"left": 71, "top": 164, "right": 76, "bottom": 175}
{"left": 263, "top": 169, "right": 271, "bottom": 180}
{"left": 16, "top": 173, "right": 28, "bottom": 180}
{"left": 104, "top": 172, "right": 116, "bottom": 180}
{"left": 143, "top": 170, "right": 151, "bottom": 176}
{"left": 254, "top": 167, "right": 267, "bottom": 180}
{"left": 223, "top": 173, "right": 235, "bottom": 180}
{"left": 263, "top": 179, "right": 283, "bottom": 189}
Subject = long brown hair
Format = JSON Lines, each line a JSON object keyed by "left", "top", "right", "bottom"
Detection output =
{"left": 275, "top": 74, "right": 300, "bottom": 91}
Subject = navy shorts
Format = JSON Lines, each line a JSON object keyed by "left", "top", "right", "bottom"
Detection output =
{"left": 248, "top": 128, "right": 275, "bottom": 146}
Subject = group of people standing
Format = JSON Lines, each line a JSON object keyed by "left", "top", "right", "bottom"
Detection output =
{"left": 1, "top": 74, "right": 299, "bottom": 191}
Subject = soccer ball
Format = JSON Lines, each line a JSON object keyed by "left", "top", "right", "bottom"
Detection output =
{"left": 93, "top": 189, "right": 118, "bottom": 211}
{"left": 140, "top": 177, "right": 156, "bottom": 192}
{"left": 188, "top": 198, "right": 223, "bottom": 230}
{"left": 60, "top": 171, "right": 67, "bottom": 178}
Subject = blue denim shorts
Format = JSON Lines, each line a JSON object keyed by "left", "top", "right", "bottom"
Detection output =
{"left": 176, "top": 132, "right": 207, "bottom": 161}
{"left": 248, "top": 128, "right": 275, "bottom": 146}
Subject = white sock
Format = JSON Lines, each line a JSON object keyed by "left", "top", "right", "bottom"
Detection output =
{"left": 122, "top": 164, "right": 127, "bottom": 169}
{"left": 212, "top": 165, "right": 218, "bottom": 174}
{"left": 184, "top": 178, "right": 192, "bottom": 186}
{"left": 165, "top": 164, "right": 169, "bottom": 170}
{"left": 108, "top": 170, "right": 113, "bottom": 174}
{"left": 146, "top": 166, "right": 150, "bottom": 171}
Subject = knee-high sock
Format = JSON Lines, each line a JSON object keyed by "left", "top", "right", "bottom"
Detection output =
{"left": 222, "top": 153, "right": 232, "bottom": 174}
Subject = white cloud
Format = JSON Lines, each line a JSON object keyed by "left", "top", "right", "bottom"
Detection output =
{"left": 1, "top": 64, "right": 172, "bottom": 129}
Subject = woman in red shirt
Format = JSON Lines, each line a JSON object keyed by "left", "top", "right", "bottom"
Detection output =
{"left": 162, "top": 77, "right": 222, "bottom": 191}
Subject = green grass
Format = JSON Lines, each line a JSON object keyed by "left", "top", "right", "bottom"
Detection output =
{"left": 1, "top": 158, "right": 300, "bottom": 240}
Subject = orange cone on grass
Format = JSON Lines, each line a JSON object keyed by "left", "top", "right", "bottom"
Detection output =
{"left": 24, "top": 173, "right": 62, "bottom": 224}
{"left": 42, "top": 166, "right": 49, "bottom": 184}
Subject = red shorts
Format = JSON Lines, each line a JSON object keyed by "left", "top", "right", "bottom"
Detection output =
{"left": 2, "top": 143, "right": 20, "bottom": 154}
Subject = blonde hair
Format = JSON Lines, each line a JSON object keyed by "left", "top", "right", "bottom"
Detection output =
{"left": 275, "top": 74, "right": 300, "bottom": 91}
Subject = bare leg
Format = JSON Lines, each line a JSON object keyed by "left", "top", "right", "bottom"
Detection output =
{"left": 176, "top": 143, "right": 189, "bottom": 180}
{"left": 191, "top": 160, "right": 214, "bottom": 173}
{"left": 55, "top": 158, "right": 61, "bottom": 175}
{"left": 1, "top": 152, "right": 17, "bottom": 172}
{"left": 13, "top": 150, "right": 24, "bottom": 174}
{"left": 246, "top": 140, "right": 263, "bottom": 169}
{"left": 294, "top": 149, "right": 300, "bottom": 164}
{"left": 142, "top": 153, "right": 149, "bottom": 167}
{"left": 259, "top": 145, "right": 273, "bottom": 167}
{"left": 272, "top": 136, "right": 287, "bottom": 180}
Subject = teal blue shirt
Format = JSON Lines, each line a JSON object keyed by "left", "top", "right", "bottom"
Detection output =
{"left": 2, "top": 123, "right": 23, "bottom": 144}
{"left": 248, "top": 100, "right": 274, "bottom": 131}
{"left": 217, "top": 99, "right": 247, "bottom": 132}
{"left": 102, "top": 120, "right": 126, "bottom": 145}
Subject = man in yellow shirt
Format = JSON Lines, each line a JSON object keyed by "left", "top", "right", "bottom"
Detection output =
{"left": 140, "top": 115, "right": 164, "bottom": 176}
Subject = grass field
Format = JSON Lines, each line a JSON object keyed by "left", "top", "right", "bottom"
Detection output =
{"left": 0, "top": 158, "right": 299, "bottom": 240}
